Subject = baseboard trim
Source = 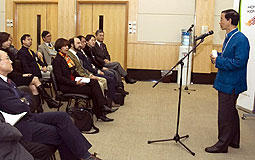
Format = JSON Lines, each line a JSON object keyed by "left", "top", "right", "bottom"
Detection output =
{"left": 127, "top": 69, "right": 217, "bottom": 84}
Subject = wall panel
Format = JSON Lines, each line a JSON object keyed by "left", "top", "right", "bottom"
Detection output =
{"left": 214, "top": 0, "right": 234, "bottom": 44}
{"left": 46, "top": 4, "right": 58, "bottom": 42}
{"left": 192, "top": 0, "right": 215, "bottom": 73}
{"left": 0, "top": 13, "right": 5, "bottom": 31}
{"left": 127, "top": 42, "right": 179, "bottom": 70}
{"left": 214, "top": 0, "right": 234, "bottom": 15}
{"left": 0, "top": 0, "right": 5, "bottom": 31}
{"left": 193, "top": 44, "right": 212, "bottom": 73}
{"left": 58, "top": 0, "right": 75, "bottom": 38}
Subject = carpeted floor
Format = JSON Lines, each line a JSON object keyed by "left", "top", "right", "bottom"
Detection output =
{"left": 45, "top": 81, "right": 255, "bottom": 160}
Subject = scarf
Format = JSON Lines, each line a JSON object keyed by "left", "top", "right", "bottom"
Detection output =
{"left": 58, "top": 52, "right": 75, "bottom": 81}
{"left": 58, "top": 52, "right": 75, "bottom": 68}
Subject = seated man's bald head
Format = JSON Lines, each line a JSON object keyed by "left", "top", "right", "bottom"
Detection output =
{"left": 0, "top": 50, "right": 13, "bottom": 76}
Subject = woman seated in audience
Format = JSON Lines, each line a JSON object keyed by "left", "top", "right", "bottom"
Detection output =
{"left": 0, "top": 32, "right": 61, "bottom": 113}
{"left": 52, "top": 38, "right": 114, "bottom": 122}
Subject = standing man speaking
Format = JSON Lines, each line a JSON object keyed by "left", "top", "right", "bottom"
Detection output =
{"left": 206, "top": 9, "right": 250, "bottom": 153}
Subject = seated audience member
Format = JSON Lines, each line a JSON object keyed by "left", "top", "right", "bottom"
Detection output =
{"left": 0, "top": 50, "right": 101, "bottom": 160}
{"left": 77, "top": 35, "right": 120, "bottom": 107}
{"left": 84, "top": 34, "right": 129, "bottom": 96}
{"left": 77, "top": 35, "right": 115, "bottom": 78}
{"left": 17, "top": 34, "right": 50, "bottom": 79}
{"left": 68, "top": 37, "right": 108, "bottom": 96}
{"left": 94, "top": 29, "right": 136, "bottom": 84}
{"left": 0, "top": 112, "right": 36, "bottom": 160}
{"left": 0, "top": 32, "right": 60, "bottom": 113}
{"left": 70, "top": 37, "right": 119, "bottom": 108}
{"left": 52, "top": 38, "right": 114, "bottom": 121}
{"left": 1, "top": 112, "right": 51, "bottom": 160}
{"left": 37, "top": 31, "right": 57, "bottom": 72}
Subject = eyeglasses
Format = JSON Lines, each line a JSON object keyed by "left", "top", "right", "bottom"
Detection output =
{"left": 0, "top": 57, "right": 11, "bottom": 61}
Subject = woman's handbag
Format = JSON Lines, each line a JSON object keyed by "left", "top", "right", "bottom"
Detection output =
{"left": 68, "top": 107, "right": 99, "bottom": 134}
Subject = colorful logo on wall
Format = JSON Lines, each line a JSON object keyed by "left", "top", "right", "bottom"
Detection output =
{"left": 245, "top": 16, "right": 255, "bottom": 26}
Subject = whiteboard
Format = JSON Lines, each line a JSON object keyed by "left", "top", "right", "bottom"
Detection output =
{"left": 138, "top": 0, "right": 195, "bottom": 15}
{"left": 137, "top": 14, "right": 195, "bottom": 42}
{"left": 138, "top": 0, "right": 195, "bottom": 42}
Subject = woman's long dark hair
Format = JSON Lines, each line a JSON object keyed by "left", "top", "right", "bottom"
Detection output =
{"left": 0, "top": 32, "right": 10, "bottom": 49}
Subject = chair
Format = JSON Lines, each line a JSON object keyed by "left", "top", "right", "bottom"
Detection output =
{"left": 242, "top": 112, "right": 255, "bottom": 120}
{"left": 50, "top": 71, "right": 92, "bottom": 112}
{"left": 40, "top": 77, "right": 53, "bottom": 97}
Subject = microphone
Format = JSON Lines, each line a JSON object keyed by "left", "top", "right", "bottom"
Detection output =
{"left": 187, "top": 24, "right": 194, "bottom": 33}
{"left": 195, "top": 30, "right": 214, "bottom": 41}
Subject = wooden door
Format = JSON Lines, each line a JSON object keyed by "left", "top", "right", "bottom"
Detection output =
{"left": 14, "top": 3, "right": 58, "bottom": 51}
{"left": 78, "top": 4, "right": 93, "bottom": 36}
{"left": 78, "top": 3, "right": 127, "bottom": 68}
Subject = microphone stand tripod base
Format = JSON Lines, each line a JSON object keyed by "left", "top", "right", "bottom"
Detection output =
{"left": 184, "top": 86, "right": 196, "bottom": 94}
{"left": 147, "top": 134, "right": 195, "bottom": 156}
{"left": 174, "top": 86, "right": 195, "bottom": 95}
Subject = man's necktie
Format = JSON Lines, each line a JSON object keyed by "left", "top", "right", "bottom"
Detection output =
{"left": 48, "top": 43, "right": 52, "bottom": 47}
{"left": 8, "top": 79, "right": 29, "bottom": 105}
{"left": 100, "top": 43, "right": 104, "bottom": 50}
{"left": 7, "top": 78, "right": 15, "bottom": 88}
{"left": 28, "top": 49, "right": 41, "bottom": 69}
{"left": 7, "top": 78, "right": 19, "bottom": 98}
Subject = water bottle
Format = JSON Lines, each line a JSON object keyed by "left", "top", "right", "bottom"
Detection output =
{"left": 181, "top": 29, "right": 190, "bottom": 46}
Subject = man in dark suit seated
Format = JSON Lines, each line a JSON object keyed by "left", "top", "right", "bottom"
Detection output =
{"left": 17, "top": 34, "right": 50, "bottom": 79}
{"left": 76, "top": 35, "right": 119, "bottom": 107}
{"left": 93, "top": 30, "right": 136, "bottom": 85}
{"left": 0, "top": 112, "right": 35, "bottom": 160}
{"left": 0, "top": 112, "right": 51, "bottom": 160}
{"left": 0, "top": 50, "right": 101, "bottom": 160}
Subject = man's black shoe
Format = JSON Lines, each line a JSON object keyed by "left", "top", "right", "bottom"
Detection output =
{"left": 205, "top": 145, "right": 228, "bottom": 153}
{"left": 124, "top": 76, "right": 137, "bottom": 84}
{"left": 125, "top": 78, "right": 137, "bottom": 84}
{"left": 96, "top": 115, "right": 114, "bottom": 122}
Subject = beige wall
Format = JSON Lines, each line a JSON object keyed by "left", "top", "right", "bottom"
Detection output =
{"left": 5, "top": 0, "right": 235, "bottom": 73}
{"left": 211, "top": 0, "right": 233, "bottom": 72}
{"left": 0, "top": 0, "right": 5, "bottom": 31}
{"left": 214, "top": 0, "right": 234, "bottom": 44}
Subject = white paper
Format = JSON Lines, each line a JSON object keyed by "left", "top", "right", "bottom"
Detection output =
{"left": 0, "top": 111, "right": 27, "bottom": 126}
{"left": 75, "top": 77, "right": 90, "bottom": 83}
{"left": 212, "top": 50, "right": 218, "bottom": 57}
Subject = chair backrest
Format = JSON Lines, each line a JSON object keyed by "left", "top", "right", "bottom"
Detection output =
{"left": 50, "top": 71, "right": 62, "bottom": 99}
{"left": 15, "top": 59, "right": 24, "bottom": 73}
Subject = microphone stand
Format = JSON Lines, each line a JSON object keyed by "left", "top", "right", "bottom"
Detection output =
{"left": 147, "top": 38, "right": 205, "bottom": 156}
{"left": 184, "top": 29, "right": 196, "bottom": 94}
